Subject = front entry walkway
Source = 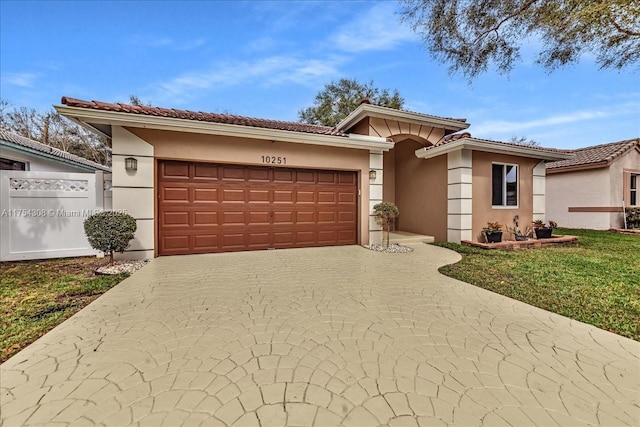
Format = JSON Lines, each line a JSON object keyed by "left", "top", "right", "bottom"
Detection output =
{"left": 1, "top": 245, "right": 638, "bottom": 426}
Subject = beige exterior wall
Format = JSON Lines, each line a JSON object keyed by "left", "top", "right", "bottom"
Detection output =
{"left": 125, "top": 127, "right": 372, "bottom": 254}
{"left": 111, "top": 126, "right": 155, "bottom": 260}
{"left": 393, "top": 139, "right": 448, "bottom": 241}
{"left": 546, "top": 148, "right": 640, "bottom": 229}
{"left": 472, "top": 152, "right": 540, "bottom": 241}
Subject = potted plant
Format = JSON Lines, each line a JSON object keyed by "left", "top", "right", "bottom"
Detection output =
{"left": 508, "top": 226, "right": 530, "bottom": 241}
{"left": 483, "top": 222, "right": 503, "bottom": 243}
{"left": 532, "top": 220, "right": 557, "bottom": 239}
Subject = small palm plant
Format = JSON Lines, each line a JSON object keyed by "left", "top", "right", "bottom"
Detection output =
{"left": 373, "top": 202, "right": 399, "bottom": 247}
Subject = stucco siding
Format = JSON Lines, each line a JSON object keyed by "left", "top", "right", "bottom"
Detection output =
{"left": 547, "top": 148, "right": 640, "bottom": 229}
{"left": 472, "top": 152, "right": 539, "bottom": 241}
{"left": 394, "top": 139, "right": 448, "bottom": 241}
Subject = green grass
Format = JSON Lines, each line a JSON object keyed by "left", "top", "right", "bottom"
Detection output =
{"left": 0, "top": 257, "right": 128, "bottom": 362}
{"left": 436, "top": 228, "right": 640, "bottom": 341}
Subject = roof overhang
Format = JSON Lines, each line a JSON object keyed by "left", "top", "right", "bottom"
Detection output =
{"left": 415, "top": 137, "right": 574, "bottom": 161}
{"left": 55, "top": 105, "right": 394, "bottom": 152}
{"left": 0, "top": 139, "right": 111, "bottom": 173}
{"left": 546, "top": 144, "right": 640, "bottom": 174}
{"left": 336, "top": 103, "right": 470, "bottom": 134}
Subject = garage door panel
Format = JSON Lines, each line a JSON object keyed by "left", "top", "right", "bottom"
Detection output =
{"left": 162, "top": 211, "right": 190, "bottom": 226}
{"left": 194, "top": 188, "right": 218, "bottom": 202}
{"left": 221, "top": 166, "right": 246, "bottom": 180}
{"left": 248, "top": 189, "right": 270, "bottom": 202}
{"left": 222, "top": 211, "right": 246, "bottom": 224}
{"left": 194, "top": 211, "right": 218, "bottom": 225}
{"left": 273, "top": 212, "right": 293, "bottom": 224}
{"left": 249, "top": 211, "right": 270, "bottom": 224}
{"left": 317, "top": 172, "right": 336, "bottom": 184}
{"left": 194, "top": 234, "right": 219, "bottom": 249}
{"left": 159, "top": 161, "right": 357, "bottom": 255}
{"left": 163, "top": 187, "right": 190, "bottom": 202}
{"left": 248, "top": 168, "right": 270, "bottom": 182}
{"left": 296, "top": 191, "right": 315, "bottom": 203}
{"left": 296, "top": 171, "right": 315, "bottom": 183}
{"left": 338, "top": 172, "right": 356, "bottom": 184}
{"left": 318, "top": 192, "right": 336, "bottom": 203}
{"left": 273, "top": 169, "right": 294, "bottom": 182}
{"left": 296, "top": 211, "right": 315, "bottom": 223}
{"left": 162, "top": 162, "right": 190, "bottom": 179}
{"left": 194, "top": 163, "right": 219, "bottom": 179}
{"left": 222, "top": 189, "right": 245, "bottom": 202}
{"left": 318, "top": 211, "right": 336, "bottom": 223}
{"left": 338, "top": 192, "right": 356, "bottom": 203}
{"left": 274, "top": 191, "right": 294, "bottom": 203}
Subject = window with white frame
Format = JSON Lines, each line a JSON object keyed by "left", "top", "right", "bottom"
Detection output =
{"left": 631, "top": 173, "right": 639, "bottom": 206}
{"left": 492, "top": 163, "right": 518, "bottom": 207}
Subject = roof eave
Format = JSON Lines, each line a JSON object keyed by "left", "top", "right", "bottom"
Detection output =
{"left": 55, "top": 105, "right": 394, "bottom": 152}
{"left": 336, "top": 104, "right": 470, "bottom": 133}
{"left": 415, "top": 138, "right": 574, "bottom": 161}
{"left": 0, "top": 139, "right": 111, "bottom": 172}
{"left": 546, "top": 161, "right": 610, "bottom": 174}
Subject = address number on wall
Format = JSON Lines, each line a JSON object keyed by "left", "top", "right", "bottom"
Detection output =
{"left": 261, "top": 156, "right": 287, "bottom": 165}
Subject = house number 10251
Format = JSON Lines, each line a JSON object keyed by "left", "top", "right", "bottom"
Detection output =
{"left": 261, "top": 156, "right": 287, "bottom": 165}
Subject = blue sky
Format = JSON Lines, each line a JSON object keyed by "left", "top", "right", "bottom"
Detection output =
{"left": 1, "top": 0, "right": 638, "bottom": 149}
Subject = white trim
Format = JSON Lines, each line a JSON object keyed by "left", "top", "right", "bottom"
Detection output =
{"left": 415, "top": 138, "right": 573, "bottom": 161}
{"left": 337, "top": 103, "right": 470, "bottom": 133}
{"left": 55, "top": 105, "right": 394, "bottom": 152}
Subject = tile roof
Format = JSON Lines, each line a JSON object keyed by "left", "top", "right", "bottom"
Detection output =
{"left": 429, "top": 132, "right": 571, "bottom": 155}
{"left": 0, "top": 128, "right": 111, "bottom": 172}
{"left": 61, "top": 97, "right": 348, "bottom": 137}
{"left": 546, "top": 138, "right": 640, "bottom": 170}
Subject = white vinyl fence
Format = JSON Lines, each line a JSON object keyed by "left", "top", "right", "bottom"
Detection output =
{"left": 0, "top": 170, "right": 112, "bottom": 261}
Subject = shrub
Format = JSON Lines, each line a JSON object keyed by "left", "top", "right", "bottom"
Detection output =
{"left": 373, "top": 202, "right": 399, "bottom": 247}
{"left": 84, "top": 211, "right": 137, "bottom": 264}
{"left": 626, "top": 207, "right": 640, "bottom": 229}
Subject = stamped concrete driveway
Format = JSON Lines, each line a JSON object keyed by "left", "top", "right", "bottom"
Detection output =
{"left": 1, "top": 244, "right": 639, "bottom": 426}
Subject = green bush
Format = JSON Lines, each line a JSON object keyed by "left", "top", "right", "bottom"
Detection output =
{"left": 626, "top": 207, "right": 640, "bottom": 229}
{"left": 84, "top": 211, "right": 137, "bottom": 264}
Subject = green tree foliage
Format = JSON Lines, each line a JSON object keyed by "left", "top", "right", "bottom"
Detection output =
{"left": 0, "top": 100, "right": 111, "bottom": 166}
{"left": 400, "top": 0, "right": 640, "bottom": 79}
{"left": 84, "top": 211, "right": 137, "bottom": 264}
{"left": 299, "top": 79, "right": 404, "bottom": 127}
{"left": 373, "top": 202, "right": 400, "bottom": 247}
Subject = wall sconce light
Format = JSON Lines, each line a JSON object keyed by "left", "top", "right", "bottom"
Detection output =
{"left": 369, "top": 170, "right": 377, "bottom": 180}
{"left": 125, "top": 157, "right": 138, "bottom": 171}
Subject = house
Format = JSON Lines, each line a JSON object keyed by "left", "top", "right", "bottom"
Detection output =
{"left": 0, "top": 129, "right": 112, "bottom": 261}
{"left": 546, "top": 138, "right": 640, "bottom": 230}
{"left": 56, "top": 97, "right": 571, "bottom": 259}
{"left": 0, "top": 128, "right": 111, "bottom": 173}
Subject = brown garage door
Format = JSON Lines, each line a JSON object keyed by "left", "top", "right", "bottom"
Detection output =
{"left": 158, "top": 161, "right": 358, "bottom": 256}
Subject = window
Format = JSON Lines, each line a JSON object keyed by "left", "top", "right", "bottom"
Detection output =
{"left": 0, "top": 157, "right": 26, "bottom": 171}
{"left": 631, "top": 173, "right": 639, "bottom": 206}
{"left": 492, "top": 163, "right": 518, "bottom": 207}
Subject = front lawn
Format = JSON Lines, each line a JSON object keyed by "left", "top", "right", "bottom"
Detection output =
{"left": 0, "top": 257, "right": 128, "bottom": 363}
{"left": 437, "top": 228, "right": 640, "bottom": 341}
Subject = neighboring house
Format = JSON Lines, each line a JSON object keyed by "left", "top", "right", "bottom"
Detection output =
{"left": 0, "top": 129, "right": 112, "bottom": 261}
{"left": 0, "top": 128, "right": 111, "bottom": 173}
{"left": 56, "top": 97, "right": 571, "bottom": 259}
{"left": 546, "top": 138, "right": 640, "bottom": 230}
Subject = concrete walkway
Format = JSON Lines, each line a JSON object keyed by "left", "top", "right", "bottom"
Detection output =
{"left": 1, "top": 244, "right": 639, "bottom": 426}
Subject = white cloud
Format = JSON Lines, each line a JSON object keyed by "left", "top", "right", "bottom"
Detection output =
{"left": 331, "top": 3, "right": 418, "bottom": 53}
{"left": 152, "top": 55, "right": 345, "bottom": 105}
{"left": 129, "top": 35, "right": 206, "bottom": 51}
{"left": 3, "top": 72, "right": 40, "bottom": 87}
{"left": 472, "top": 110, "right": 610, "bottom": 135}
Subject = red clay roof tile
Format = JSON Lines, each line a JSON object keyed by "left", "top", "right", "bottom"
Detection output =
{"left": 61, "top": 97, "right": 348, "bottom": 137}
{"left": 546, "top": 138, "right": 640, "bottom": 170}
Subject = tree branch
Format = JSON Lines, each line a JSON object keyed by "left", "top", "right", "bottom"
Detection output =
{"left": 471, "top": 0, "right": 541, "bottom": 46}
